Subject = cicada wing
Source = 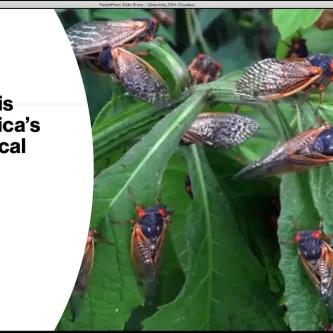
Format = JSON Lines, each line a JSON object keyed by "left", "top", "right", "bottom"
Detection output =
{"left": 70, "top": 234, "right": 95, "bottom": 321}
{"left": 131, "top": 226, "right": 154, "bottom": 278}
{"left": 131, "top": 224, "right": 167, "bottom": 305}
{"left": 234, "top": 126, "right": 329, "bottom": 179}
{"left": 318, "top": 243, "right": 333, "bottom": 305}
{"left": 112, "top": 48, "right": 172, "bottom": 107}
{"left": 298, "top": 249, "right": 321, "bottom": 292}
{"left": 67, "top": 20, "right": 148, "bottom": 57}
{"left": 234, "top": 58, "right": 322, "bottom": 101}
{"left": 182, "top": 112, "right": 260, "bottom": 149}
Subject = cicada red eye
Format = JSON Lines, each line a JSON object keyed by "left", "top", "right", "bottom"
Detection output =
{"left": 294, "top": 234, "right": 301, "bottom": 242}
{"left": 198, "top": 54, "right": 205, "bottom": 60}
{"left": 136, "top": 206, "right": 145, "bottom": 218}
{"left": 159, "top": 208, "right": 165, "bottom": 216}
{"left": 312, "top": 230, "right": 322, "bottom": 239}
{"left": 216, "top": 62, "right": 221, "bottom": 70}
{"left": 152, "top": 18, "right": 159, "bottom": 25}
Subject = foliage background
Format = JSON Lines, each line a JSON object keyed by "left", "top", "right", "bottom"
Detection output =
{"left": 55, "top": 8, "right": 333, "bottom": 331}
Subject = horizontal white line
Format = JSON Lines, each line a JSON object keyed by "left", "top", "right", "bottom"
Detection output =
{"left": 0, "top": 1, "right": 331, "bottom": 9}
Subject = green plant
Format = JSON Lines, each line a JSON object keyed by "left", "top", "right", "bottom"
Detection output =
{"left": 56, "top": 8, "right": 333, "bottom": 331}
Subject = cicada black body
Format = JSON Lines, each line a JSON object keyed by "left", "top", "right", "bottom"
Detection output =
{"left": 67, "top": 19, "right": 171, "bottom": 106}
{"left": 234, "top": 54, "right": 333, "bottom": 104}
{"left": 285, "top": 37, "right": 308, "bottom": 59}
{"left": 234, "top": 124, "right": 333, "bottom": 179}
{"left": 185, "top": 174, "right": 193, "bottom": 199}
{"left": 114, "top": 189, "right": 173, "bottom": 305}
{"left": 180, "top": 112, "right": 260, "bottom": 150}
{"left": 292, "top": 225, "right": 333, "bottom": 305}
{"left": 187, "top": 54, "right": 221, "bottom": 85}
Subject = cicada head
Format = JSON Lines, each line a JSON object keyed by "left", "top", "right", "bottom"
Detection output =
{"left": 131, "top": 17, "right": 159, "bottom": 42}
{"left": 188, "top": 54, "right": 221, "bottom": 85}
{"left": 137, "top": 205, "right": 169, "bottom": 239}
{"left": 286, "top": 37, "right": 308, "bottom": 59}
{"left": 294, "top": 229, "right": 324, "bottom": 261}
{"left": 311, "top": 126, "right": 333, "bottom": 155}
{"left": 308, "top": 54, "right": 333, "bottom": 76}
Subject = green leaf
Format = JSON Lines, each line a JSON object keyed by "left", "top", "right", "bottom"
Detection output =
{"left": 91, "top": 91, "right": 210, "bottom": 229}
{"left": 212, "top": 36, "right": 255, "bottom": 75}
{"left": 272, "top": 9, "right": 323, "bottom": 40}
{"left": 303, "top": 25, "right": 333, "bottom": 55}
{"left": 75, "top": 9, "right": 91, "bottom": 21}
{"left": 92, "top": 9, "right": 176, "bottom": 45}
{"left": 197, "top": 9, "right": 225, "bottom": 33}
{"left": 143, "top": 146, "right": 286, "bottom": 330}
{"left": 92, "top": 102, "right": 167, "bottom": 162}
{"left": 161, "top": 152, "right": 192, "bottom": 272}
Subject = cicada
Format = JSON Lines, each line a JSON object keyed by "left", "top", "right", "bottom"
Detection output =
{"left": 234, "top": 124, "right": 333, "bottom": 179}
{"left": 187, "top": 54, "right": 221, "bottom": 85}
{"left": 67, "top": 18, "right": 159, "bottom": 58}
{"left": 284, "top": 36, "right": 308, "bottom": 59}
{"left": 69, "top": 229, "right": 113, "bottom": 322}
{"left": 185, "top": 174, "right": 193, "bottom": 199}
{"left": 113, "top": 188, "right": 173, "bottom": 305}
{"left": 234, "top": 54, "right": 333, "bottom": 104}
{"left": 284, "top": 222, "right": 333, "bottom": 306}
{"left": 180, "top": 112, "right": 260, "bottom": 149}
{"left": 67, "top": 19, "right": 171, "bottom": 106}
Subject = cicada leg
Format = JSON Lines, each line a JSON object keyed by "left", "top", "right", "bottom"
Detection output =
{"left": 233, "top": 105, "right": 240, "bottom": 114}
{"left": 132, "top": 51, "right": 149, "bottom": 57}
{"left": 111, "top": 218, "right": 137, "bottom": 226}
{"left": 122, "top": 37, "right": 142, "bottom": 49}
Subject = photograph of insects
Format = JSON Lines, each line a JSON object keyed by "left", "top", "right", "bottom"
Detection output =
{"left": 56, "top": 8, "right": 333, "bottom": 331}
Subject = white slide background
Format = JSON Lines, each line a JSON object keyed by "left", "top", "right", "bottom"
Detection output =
{"left": 0, "top": 9, "right": 93, "bottom": 330}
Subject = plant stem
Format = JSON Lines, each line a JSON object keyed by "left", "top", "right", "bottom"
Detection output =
{"left": 185, "top": 9, "right": 196, "bottom": 45}
{"left": 190, "top": 9, "right": 211, "bottom": 55}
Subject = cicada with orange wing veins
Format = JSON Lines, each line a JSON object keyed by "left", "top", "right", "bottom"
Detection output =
{"left": 234, "top": 54, "right": 333, "bottom": 105}
{"left": 234, "top": 123, "right": 333, "bottom": 179}
{"left": 67, "top": 18, "right": 159, "bottom": 58}
{"left": 180, "top": 112, "right": 260, "bottom": 150}
{"left": 187, "top": 54, "right": 221, "bottom": 85}
{"left": 283, "top": 221, "right": 333, "bottom": 306}
{"left": 113, "top": 188, "right": 173, "bottom": 305}
{"left": 284, "top": 36, "right": 308, "bottom": 59}
{"left": 66, "top": 19, "right": 171, "bottom": 106}
{"left": 185, "top": 174, "right": 193, "bottom": 199}
{"left": 69, "top": 229, "right": 113, "bottom": 322}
